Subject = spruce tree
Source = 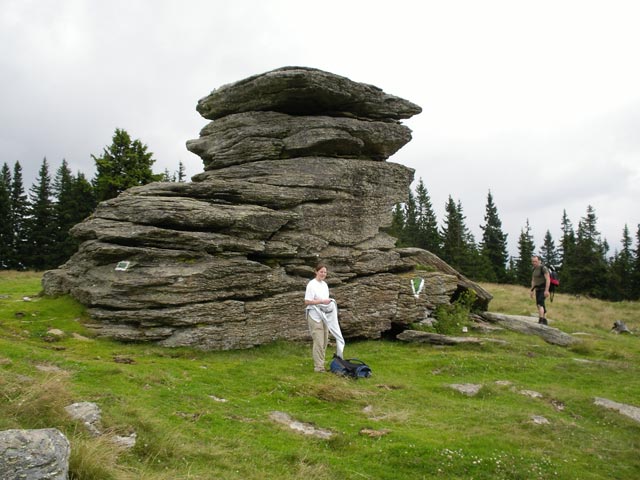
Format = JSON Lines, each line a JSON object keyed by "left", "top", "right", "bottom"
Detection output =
{"left": 161, "top": 168, "right": 175, "bottom": 182}
{"left": 24, "top": 158, "right": 57, "bottom": 270}
{"left": 177, "top": 161, "right": 187, "bottom": 182}
{"left": 559, "top": 210, "right": 576, "bottom": 291}
{"left": 608, "top": 224, "right": 634, "bottom": 301}
{"left": 505, "top": 256, "right": 518, "bottom": 284}
{"left": 540, "top": 230, "right": 559, "bottom": 267}
{"left": 414, "top": 179, "right": 441, "bottom": 254}
{"left": 10, "top": 162, "right": 28, "bottom": 269}
{"left": 70, "top": 172, "right": 96, "bottom": 221}
{"left": 401, "top": 190, "right": 420, "bottom": 247}
{"left": 441, "top": 197, "right": 481, "bottom": 277}
{"left": 441, "top": 196, "right": 464, "bottom": 270}
{"left": 0, "top": 164, "right": 12, "bottom": 268}
{"left": 515, "top": 220, "right": 535, "bottom": 286}
{"left": 92, "top": 128, "right": 160, "bottom": 202}
{"left": 479, "top": 190, "right": 509, "bottom": 282}
{"left": 570, "top": 205, "right": 608, "bottom": 298}
{"left": 388, "top": 203, "right": 405, "bottom": 245}
{"left": 0, "top": 163, "right": 10, "bottom": 187}
{"left": 52, "top": 160, "right": 82, "bottom": 266}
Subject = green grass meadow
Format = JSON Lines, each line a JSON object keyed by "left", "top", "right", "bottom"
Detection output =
{"left": 1, "top": 271, "right": 639, "bottom": 479}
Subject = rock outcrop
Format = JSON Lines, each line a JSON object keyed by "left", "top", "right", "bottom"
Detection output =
{"left": 43, "top": 66, "right": 491, "bottom": 350}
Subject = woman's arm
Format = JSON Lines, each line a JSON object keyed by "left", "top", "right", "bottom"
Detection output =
{"left": 305, "top": 298, "right": 331, "bottom": 306}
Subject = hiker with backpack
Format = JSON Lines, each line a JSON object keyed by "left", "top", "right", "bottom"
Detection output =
{"left": 530, "top": 255, "right": 550, "bottom": 325}
{"left": 304, "top": 264, "right": 345, "bottom": 373}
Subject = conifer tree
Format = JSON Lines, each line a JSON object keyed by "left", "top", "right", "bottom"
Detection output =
{"left": 515, "top": 220, "right": 535, "bottom": 286}
{"left": 401, "top": 190, "right": 420, "bottom": 247}
{"left": 440, "top": 196, "right": 464, "bottom": 270}
{"left": 388, "top": 203, "right": 405, "bottom": 244}
{"left": 569, "top": 206, "right": 608, "bottom": 297}
{"left": 414, "top": 179, "right": 441, "bottom": 254}
{"left": 558, "top": 210, "right": 576, "bottom": 290}
{"left": 608, "top": 224, "right": 635, "bottom": 301}
{"left": 479, "top": 190, "right": 508, "bottom": 282}
{"left": 92, "top": 128, "right": 160, "bottom": 202}
{"left": 70, "top": 172, "right": 96, "bottom": 221}
{"left": 462, "top": 228, "right": 492, "bottom": 281}
{"left": 441, "top": 197, "right": 482, "bottom": 277}
{"left": 0, "top": 164, "right": 12, "bottom": 268}
{"left": 505, "top": 256, "right": 518, "bottom": 284}
{"left": 160, "top": 168, "right": 175, "bottom": 182}
{"left": 24, "top": 158, "right": 57, "bottom": 270}
{"left": 52, "top": 160, "right": 91, "bottom": 266}
{"left": 0, "top": 163, "right": 10, "bottom": 187}
{"left": 540, "top": 230, "right": 559, "bottom": 267}
{"left": 177, "top": 161, "right": 187, "bottom": 182}
{"left": 9, "top": 162, "right": 28, "bottom": 269}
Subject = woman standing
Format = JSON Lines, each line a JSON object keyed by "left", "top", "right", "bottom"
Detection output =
{"left": 304, "top": 264, "right": 345, "bottom": 372}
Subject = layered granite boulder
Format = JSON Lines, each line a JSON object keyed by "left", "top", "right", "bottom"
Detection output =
{"left": 42, "top": 66, "right": 491, "bottom": 350}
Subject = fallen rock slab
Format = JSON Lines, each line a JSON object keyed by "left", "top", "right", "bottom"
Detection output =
{"left": 449, "top": 383, "right": 483, "bottom": 396}
{"left": 594, "top": 397, "right": 640, "bottom": 423}
{"left": 269, "top": 411, "right": 333, "bottom": 439}
{"left": 531, "top": 415, "right": 550, "bottom": 425}
{"left": 397, "top": 330, "right": 484, "bottom": 345}
{"left": 519, "top": 389, "right": 544, "bottom": 399}
{"left": 480, "top": 312, "right": 575, "bottom": 346}
{"left": 65, "top": 401, "right": 102, "bottom": 436}
{"left": 397, "top": 329, "right": 508, "bottom": 346}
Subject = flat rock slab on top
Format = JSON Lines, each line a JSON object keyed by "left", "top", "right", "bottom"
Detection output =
{"left": 196, "top": 66, "right": 422, "bottom": 120}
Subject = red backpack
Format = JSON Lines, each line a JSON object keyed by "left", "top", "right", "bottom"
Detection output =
{"left": 547, "top": 265, "right": 560, "bottom": 301}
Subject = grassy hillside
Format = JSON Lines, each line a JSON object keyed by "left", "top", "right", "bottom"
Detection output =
{"left": 1, "top": 272, "right": 638, "bottom": 479}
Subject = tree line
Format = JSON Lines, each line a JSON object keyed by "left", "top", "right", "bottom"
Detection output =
{"left": 388, "top": 179, "right": 640, "bottom": 301}
{"left": 3, "top": 130, "right": 640, "bottom": 302}
{"left": 0, "top": 129, "right": 186, "bottom": 271}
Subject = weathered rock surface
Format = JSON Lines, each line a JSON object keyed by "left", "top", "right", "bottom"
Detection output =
{"left": 480, "top": 312, "right": 575, "bottom": 346}
{"left": 42, "top": 66, "right": 491, "bottom": 350}
{"left": 65, "top": 401, "right": 102, "bottom": 436}
{"left": 397, "top": 330, "right": 485, "bottom": 345}
{"left": 187, "top": 111, "right": 413, "bottom": 170}
{"left": 449, "top": 384, "right": 483, "bottom": 396}
{"left": 196, "top": 66, "right": 422, "bottom": 120}
{"left": 594, "top": 397, "right": 640, "bottom": 423}
{"left": 0, "top": 428, "right": 70, "bottom": 480}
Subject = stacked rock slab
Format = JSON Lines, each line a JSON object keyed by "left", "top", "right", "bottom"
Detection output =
{"left": 42, "top": 66, "right": 491, "bottom": 350}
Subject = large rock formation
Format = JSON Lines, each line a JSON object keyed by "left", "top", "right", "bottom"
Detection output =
{"left": 42, "top": 66, "right": 491, "bottom": 350}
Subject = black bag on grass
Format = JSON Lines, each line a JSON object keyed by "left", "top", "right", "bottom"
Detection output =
{"left": 330, "top": 355, "right": 371, "bottom": 378}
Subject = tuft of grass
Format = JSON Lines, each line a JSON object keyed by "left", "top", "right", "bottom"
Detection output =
{"left": 68, "top": 434, "right": 129, "bottom": 480}
{"left": 1, "top": 372, "right": 73, "bottom": 430}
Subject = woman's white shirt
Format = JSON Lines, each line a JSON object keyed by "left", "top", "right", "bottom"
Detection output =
{"left": 305, "top": 279, "right": 329, "bottom": 322}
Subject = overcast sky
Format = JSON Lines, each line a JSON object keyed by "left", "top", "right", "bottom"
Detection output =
{"left": 2, "top": 0, "right": 639, "bottom": 257}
